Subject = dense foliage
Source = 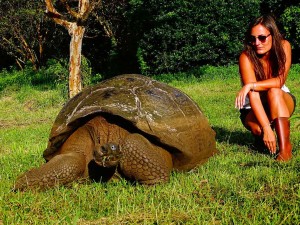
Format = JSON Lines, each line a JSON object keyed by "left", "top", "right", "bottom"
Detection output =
{"left": 281, "top": 5, "right": 300, "bottom": 60}
{"left": 136, "top": 0, "right": 260, "bottom": 74}
{"left": 0, "top": 1, "right": 69, "bottom": 70}
{"left": 0, "top": 0, "right": 299, "bottom": 78}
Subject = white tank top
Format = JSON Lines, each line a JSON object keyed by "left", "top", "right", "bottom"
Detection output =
{"left": 242, "top": 84, "right": 290, "bottom": 109}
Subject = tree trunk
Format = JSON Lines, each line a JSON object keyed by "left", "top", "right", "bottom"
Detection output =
{"left": 45, "top": 0, "right": 94, "bottom": 98}
{"left": 68, "top": 23, "right": 85, "bottom": 98}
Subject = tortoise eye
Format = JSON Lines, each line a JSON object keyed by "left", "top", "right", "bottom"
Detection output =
{"left": 110, "top": 144, "right": 117, "bottom": 151}
{"left": 108, "top": 143, "right": 118, "bottom": 151}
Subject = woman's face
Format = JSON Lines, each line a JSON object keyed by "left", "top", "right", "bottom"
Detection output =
{"left": 250, "top": 24, "right": 272, "bottom": 55}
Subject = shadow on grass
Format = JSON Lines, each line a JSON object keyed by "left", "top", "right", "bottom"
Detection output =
{"left": 212, "top": 126, "right": 276, "bottom": 166}
{"left": 211, "top": 126, "right": 300, "bottom": 169}
{"left": 213, "top": 126, "right": 253, "bottom": 146}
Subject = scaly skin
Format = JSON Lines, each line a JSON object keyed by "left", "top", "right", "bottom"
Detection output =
{"left": 14, "top": 116, "right": 173, "bottom": 191}
{"left": 119, "top": 133, "right": 173, "bottom": 184}
{"left": 14, "top": 120, "right": 95, "bottom": 191}
{"left": 14, "top": 153, "right": 86, "bottom": 190}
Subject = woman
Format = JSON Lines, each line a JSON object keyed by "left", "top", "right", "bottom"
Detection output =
{"left": 235, "top": 14, "right": 296, "bottom": 161}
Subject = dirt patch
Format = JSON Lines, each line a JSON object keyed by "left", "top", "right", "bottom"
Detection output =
{"left": 0, "top": 118, "right": 51, "bottom": 129}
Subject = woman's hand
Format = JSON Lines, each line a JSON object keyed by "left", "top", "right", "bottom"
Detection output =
{"left": 235, "top": 83, "right": 252, "bottom": 109}
{"left": 262, "top": 126, "right": 277, "bottom": 154}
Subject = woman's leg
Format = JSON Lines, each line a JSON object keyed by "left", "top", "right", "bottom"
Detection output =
{"left": 267, "top": 88, "right": 295, "bottom": 119}
{"left": 243, "top": 110, "right": 268, "bottom": 152}
{"left": 267, "top": 89, "right": 295, "bottom": 161}
{"left": 243, "top": 92, "right": 271, "bottom": 137}
{"left": 242, "top": 89, "right": 296, "bottom": 160}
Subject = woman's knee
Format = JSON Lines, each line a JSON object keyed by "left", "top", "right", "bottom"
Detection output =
{"left": 267, "top": 88, "right": 283, "bottom": 100}
{"left": 250, "top": 125, "right": 262, "bottom": 136}
{"left": 243, "top": 111, "right": 262, "bottom": 136}
{"left": 246, "top": 122, "right": 262, "bottom": 136}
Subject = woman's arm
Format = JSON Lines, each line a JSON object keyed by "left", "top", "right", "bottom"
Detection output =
{"left": 235, "top": 52, "right": 258, "bottom": 109}
{"left": 235, "top": 52, "right": 270, "bottom": 127}
{"left": 250, "top": 40, "right": 292, "bottom": 91}
{"left": 235, "top": 40, "right": 291, "bottom": 108}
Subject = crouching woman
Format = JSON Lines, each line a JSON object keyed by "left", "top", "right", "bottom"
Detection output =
{"left": 235, "top": 14, "right": 296, "bottom": 161}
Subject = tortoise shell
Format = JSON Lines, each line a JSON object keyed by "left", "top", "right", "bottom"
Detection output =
{"left": 44, "top": 74, "right": 217, "bottom": 171}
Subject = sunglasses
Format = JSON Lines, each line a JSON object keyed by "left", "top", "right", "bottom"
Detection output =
{"left": 248, "top": 33, "right": 271, "bottom": 44}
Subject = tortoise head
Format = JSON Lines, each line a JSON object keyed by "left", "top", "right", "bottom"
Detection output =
{"left": 93, "top": 142, "right": 122, "bottom": 167}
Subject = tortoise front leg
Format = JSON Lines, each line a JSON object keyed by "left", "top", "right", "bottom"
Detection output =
{"left": 14, "top": 153, "right": 86, "bottom": 191}
{"left": 119, "top": 133, "right": 173, "bottom": 185}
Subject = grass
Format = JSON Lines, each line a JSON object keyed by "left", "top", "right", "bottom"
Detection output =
{"left": 0, "top": 65, "right": 300, "bottom": 224}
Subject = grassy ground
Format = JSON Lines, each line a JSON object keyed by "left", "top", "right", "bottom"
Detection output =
{"left": 0, "top": 66, "right": 299, "bottom": 224}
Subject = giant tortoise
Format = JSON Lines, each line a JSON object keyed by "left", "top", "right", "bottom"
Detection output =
{"left": 14, "top": 74, "right": 217, "bottom": 190}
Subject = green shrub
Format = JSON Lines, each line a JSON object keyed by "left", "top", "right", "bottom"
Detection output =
{"left": 80, "top": 56, "right": 104, "bottom": 85}
{"left": 0, "top": 68, "right": 31, "bottom": 92}
{"left": 136, "top": 0, "right": 260, "bottom": 75}
{"left": 0, "top": 59, "right": 69, "bottom": 93}
{"left": 281, "top": 6, "right": 300, "bottom": 58}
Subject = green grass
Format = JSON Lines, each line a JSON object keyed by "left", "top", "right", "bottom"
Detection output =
{"left": 0, "top": 65, "right": 300, "bottom": 224}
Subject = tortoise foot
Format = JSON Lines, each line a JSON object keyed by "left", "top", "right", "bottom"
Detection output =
{"left": 119, "top": 133, "right": 173, "bottom": 185}
{"left": 14, "top": 153, "right": 86, "bottom": 191}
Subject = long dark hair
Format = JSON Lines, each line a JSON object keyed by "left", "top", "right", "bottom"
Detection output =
{"left": 244, "top": 15, "right": 286, "bottom": 84}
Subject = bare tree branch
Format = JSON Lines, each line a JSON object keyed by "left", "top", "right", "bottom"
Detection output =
{"left": 45, "top": 0, "right": 71, "bottom": 28}
{"left": 44, "top": 0, "right": 97, "bottom": 98}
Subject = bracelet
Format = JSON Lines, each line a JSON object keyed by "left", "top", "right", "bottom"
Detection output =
{"left": 251, "top": 82, "right": 257, "bottom": 92}
{"left": 261, "top": 124, "right": 271, "bottom": 130}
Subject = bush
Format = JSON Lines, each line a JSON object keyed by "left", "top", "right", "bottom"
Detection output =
{"left": 0, "top": 59, "right": 69, "bottom": 92}
{"left": 0, "top": 68, "right": 30, "bottom": 92}
{"left": 281, "top": 5, "right": 300, "bottom": 63}
{"left": 136, "top": 0, "right": 260, "bottom": 75}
